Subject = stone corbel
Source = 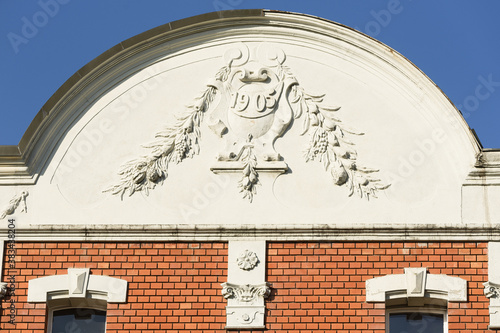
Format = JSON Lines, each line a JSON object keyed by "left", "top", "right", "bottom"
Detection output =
{"left": 221, "top": 282, "right": 271, "bottom": 327}
{"left": 222, "top": 241, "right": 270, "bottom": 329}
{"left": 221, "top": 282, "right": 271, "bottom": 302}
{"left": 485, "top": 281, "right": 500, "bottom": 298}
{"left": 484, "top": 281, "right": 500, "bottom": 328}
{"left": 486, "top": 242, "right": 500, "bottom": 329}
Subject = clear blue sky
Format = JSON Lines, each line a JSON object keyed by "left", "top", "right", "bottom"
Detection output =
{"left": 1, "top": 1, "right": 499, "bottom": 147}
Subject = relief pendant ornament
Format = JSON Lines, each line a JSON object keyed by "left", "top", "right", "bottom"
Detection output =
{"left": 105, "top": 43, "right": 389, "bottom": 201}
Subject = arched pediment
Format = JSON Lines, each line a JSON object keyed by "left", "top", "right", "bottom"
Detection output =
{"left": 0, "top": 10, "right": 490, "bottom": 238}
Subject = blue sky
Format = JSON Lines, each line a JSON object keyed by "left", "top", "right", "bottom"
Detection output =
{"left": 1, "top": 1, "right": 499, "bottom": 147}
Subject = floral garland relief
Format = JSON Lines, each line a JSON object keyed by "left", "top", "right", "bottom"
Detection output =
{"left": 105, "top": 43, "right": 389, "bottom": 201}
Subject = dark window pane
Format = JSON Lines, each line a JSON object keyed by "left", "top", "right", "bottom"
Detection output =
{"left": 389, "top": 313, "right": 443, "bottom": 333}
{"left": 52, "top": 308, "right": 106, "bottom": 333}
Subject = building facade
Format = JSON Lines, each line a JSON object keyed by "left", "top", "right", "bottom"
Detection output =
{"left": 0, "top": 9, "right": 499, "bottom": 333}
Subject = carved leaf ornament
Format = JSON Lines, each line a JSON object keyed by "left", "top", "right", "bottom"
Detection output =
{"left": 221, "top": 282, "right": 271, "bottom": 303}
{"left": 0, "top": 191, "right": 28, "bottom": 220}
{"left": 105, "top": 43, "right": 389, "bottom": 201}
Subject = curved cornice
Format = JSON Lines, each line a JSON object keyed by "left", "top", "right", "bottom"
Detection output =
{"left": 0, "top": 9, "right": 483, "bottom": 184}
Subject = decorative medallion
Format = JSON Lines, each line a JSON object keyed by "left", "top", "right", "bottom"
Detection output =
{"left": 237, "top": 249, "right": 259, "bottom": 271}
{"left": 105, "top": 43, "right": 389, "bottom": 201}
{"left": 0, "top": 191, "right": 28, "bottom": 220}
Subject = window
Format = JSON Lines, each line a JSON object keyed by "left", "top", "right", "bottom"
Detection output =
{"left": 386, "top": 308, "right": 448, "bottom": 333}
{"left": 50, "top": 308, "right": 106, "bottom": 333}
{"left": 366, "top": 267, "right": 467, "bottom": 333}
{"left": 387, "top": 307, "right": 446, "bottom": 333}
{"left": 27, "top": 268, "right": 127, "bottom": 333}
{"left": 384, "top": 290, "right": 448, "bottom": 333}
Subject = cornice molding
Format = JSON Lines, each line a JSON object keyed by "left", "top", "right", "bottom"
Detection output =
{"left": 465, "top": 149, "right": 500, "bottom": 186}
{"left": 4, "top": 223, "right": 500, "bottom": 241}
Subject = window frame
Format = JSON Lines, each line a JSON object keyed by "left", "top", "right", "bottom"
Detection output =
{"left": 47, "top": 304, "right": 107, "bottom": 333}
{"left": 28, "top": 268, "right": 127, "bottom": 333}
{"left": 386, "top": 306, "right": 448, "bottom": 333}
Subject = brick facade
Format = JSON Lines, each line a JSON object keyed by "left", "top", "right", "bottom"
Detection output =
{"left": 1, "top": 242, "right": 489, "bottom": 332}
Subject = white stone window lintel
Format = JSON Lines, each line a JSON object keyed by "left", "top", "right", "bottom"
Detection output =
{"left": 27, "top": 268, "right": 127, "bottom": 303}
{"left": 366, "top": 268, "right": 467, "bottom": 303}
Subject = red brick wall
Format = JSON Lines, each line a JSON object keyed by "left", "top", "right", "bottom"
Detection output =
{"left": 267, "top": 242, "right": 489, "bottom": 333}
{"left": 1, "top": 241, "right": 490, "bottom": 332}
{"left": 2, "top": 242, "right": 228, "bottom": 332}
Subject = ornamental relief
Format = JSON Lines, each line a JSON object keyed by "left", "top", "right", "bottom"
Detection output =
{"left": 484, "top": 281, "right": 500, "bottom": 299}
{"left": 0, "top": 191, "right": 28, "bottom": 220}
{"left": 221, "top": 282, "right": 271, "bottom": 304}
{"left": 237, "top": 250, "right": 259, "bottom": 271}
{"left": 105, "top": 43, "right": 389, "bottom": 201}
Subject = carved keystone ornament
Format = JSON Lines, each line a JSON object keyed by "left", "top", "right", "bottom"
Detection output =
{"left": 105, "top": 43, "right": 389, "bottom": 201}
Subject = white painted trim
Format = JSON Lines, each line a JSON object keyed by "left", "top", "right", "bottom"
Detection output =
{"left": 28, "top": 268, "right": 127, "bottom": 303}
{"left": 0, "top": 240, "right": 3, "bottom": 281}
{"left": 366, "top": 270, "right": 467, "bottom": 303}
{"left": 3, "top": 223, "right": 500, "bottom": 241}
{"left": 489, "top": 242, "right": 500, "bottom": 283}
{"left": 485, "top": 242, "right": 500, "bottom": 328}
{"left": 224, "top": 241, "right": 269, "bottom": 329}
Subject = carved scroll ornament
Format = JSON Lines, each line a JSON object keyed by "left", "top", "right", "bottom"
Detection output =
{"left": 221, "top": 282, "right": 271, "bottom": 304}
{"left": 484, "top": 281, "right": 500, "bottom": 299}
{"left": 105, "top": 43, "right": 389, "bottom": 201}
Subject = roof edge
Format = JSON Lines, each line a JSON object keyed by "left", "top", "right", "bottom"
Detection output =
{"left": 6, "top": 9, "right": 265, "bottom": 159}
{"left": 0, "top": 9, "right": 485, "bottom": 183}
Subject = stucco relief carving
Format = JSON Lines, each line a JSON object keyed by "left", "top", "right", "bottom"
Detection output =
{"left": 105, "top": 43, "right": 388, "bottom": 200}
{"left": 237, "top": 250, "right": 259, "bottom": 271}
{"left": 484, "top": 281, "right": 500, "bottom": 328}
{"left": 0, "top": 283, "right": 7, "bottom": 299}
{"left": 0, "top": 191, "right": 28, "bottom": 220}
{"left": 484, "top": 281, "right": 500, "bottom": 299}
{"left": 221, "top": 282, "right": 271, "bottom": 304}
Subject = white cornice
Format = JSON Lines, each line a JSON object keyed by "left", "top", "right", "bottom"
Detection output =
{"left": 465, "top": 149, "right": 500, "bottom": 186}
{"left": 4, "top": 223, "right": 500, "bottom": 241}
